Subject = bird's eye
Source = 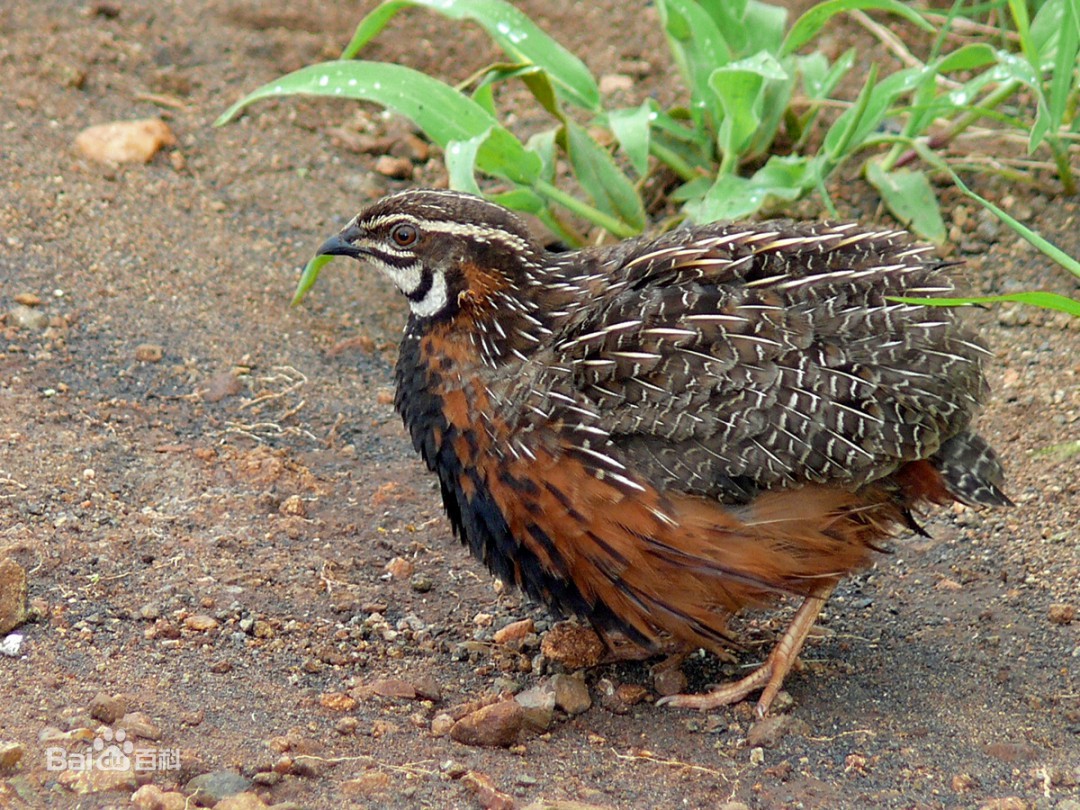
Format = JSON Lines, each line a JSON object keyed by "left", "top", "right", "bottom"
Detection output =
{"left": 391, "top": 223, "right": 418, "bottom": 247}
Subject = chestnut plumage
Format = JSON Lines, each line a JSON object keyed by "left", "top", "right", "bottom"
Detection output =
{"left": 313, "top": 188, "right": 1010, "bottom": 715}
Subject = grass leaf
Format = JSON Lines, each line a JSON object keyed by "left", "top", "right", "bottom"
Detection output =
{"left": 784, "top": 0, "right": 933, "bottom": 56}
{"left": 865, "top": 161, "right": 946, "bottom": 243}
{"left": 340, "top": 0, "right": 600, "bottom": 110}
{"left": 215, "top": 61, "right": 542, "bottom": 185}
{"left": 888, "top": 291, "right": 1080, "bottom": 316}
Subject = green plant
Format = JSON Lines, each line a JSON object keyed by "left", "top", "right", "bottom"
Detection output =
{"left": 216, "top": 0, "right": 1080, "bottom": 312}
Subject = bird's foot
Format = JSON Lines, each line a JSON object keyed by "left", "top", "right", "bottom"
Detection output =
{"left": 657, "top": 582, "right": 836, "bottom": 718}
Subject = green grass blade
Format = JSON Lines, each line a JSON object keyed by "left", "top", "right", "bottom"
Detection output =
{"left": 865, "top": 161, "right": 946, "bottom": 243}
{"left": 888, "top": 292, "right": 1080, "bottom": 316}
{"left": 340, "top": 0, "right": 600, "bottom": 110}
{"left": 784, "top": 0, "right": 933, "bottom": 56}
{"left": 292, "top": 254, "right": 336, "bottom": 306}
{"left": 561, "top": 120, "right": 646, "bottom": 232}
{"left": 709, "top": 52, "right": 788, "bottom": 171}
{"left": 912, "top": 141, "right": 1080, "bottom": 281}
{"left": 607, "top": 103, "right": 654, "bottom": 177}
{"left": 215, "top": 61, "right": 541, "bottom": 185}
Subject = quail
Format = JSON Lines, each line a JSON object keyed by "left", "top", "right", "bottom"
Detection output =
{"left": 308, "top": 188, "right": 1010, "bottom": 716}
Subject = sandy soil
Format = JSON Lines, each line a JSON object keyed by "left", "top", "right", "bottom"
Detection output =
{"left": 1, "top": 1, "right": 1078, "bottom": 808}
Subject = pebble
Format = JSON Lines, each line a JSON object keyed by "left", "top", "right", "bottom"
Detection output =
{"left": 384, "top": 557, "right": 414, "bottom": 579}
{"left": 278, "top": 495, "right": 306, "bottom": 517}
{"left": 119, "top": 711, "right": 162, "bottom": 740}
{"left": 135, "top": 343, "right": 164, "bottom": 362}
{"left": 214, "top": 793, "right": 270, "bottom": 810}
{"left": 550, "top": 672, "right": 592, "bottom": 716}
{"left": 0, "top": 559, "right": 27, "bottom": 634}
{"left": 493, "top": 618, "right": 534, "bottom": 645}
{"left": 7, "top": 305, "right": 49, "bottom": 331}
{"left": 184, "top": 614, "right": 219, "bottom": 632}
{"left": 514, "top": 683, "right": 556, "bottom": 732}
{"left": 450, "top": 699, "right": 524, "bottom": 748}
{"left": 88, "top": 691, "right": 126, "bottom": 724}
{"left": 461, "top": 770, "right": 515, "bottom": 810}
{"left": 0, "top": 741, "right": 25, "bottom": 771}
{"left": 540, "top": 622, "right": 605, "bottom": 668}
{"left": 599, "top": 73, "right": 634, "bottom": 94}
{"left": 374, "top": 155, "right": 413, "bottom": 179}
{"left": 58, "top": 763, "right": 137, "bottom": 794}
{"left": 977, "top": 799, "right": 1027, "bottom": 810}
{"left": 431, "top": 712, "right": 455, "bottom": 737}
{"left": 1048, "top": 603, "right": 1075, "bottom": 625}
{"left": 341, "top": 772, "right": 392, "bottom": 797}
{"left": 184, "top": 770, "right": 253, "bottom": 806}
{"left": 75, "top": 118, "right": 177, "bottom": 164}
{"left": 653, "top": 665, "right": 688, "bottom": 697}
{"left": 13, "top": 292, "right": 42, "bottom": 307}
{"left": 131, "top": 784, "right": 188, "bottom": 810}
{"left": 1, "top": 633, "right": 24, "bottom": 657}
{"left": 319, "top": 692, "right": 358, "bottom": 712}
{"left": 746, "top": 714, "right": 810, "bottom": 748}
{"left": 998, "top": 305, "right": 1030, "bottom": 327}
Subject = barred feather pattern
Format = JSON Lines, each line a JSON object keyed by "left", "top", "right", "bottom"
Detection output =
{"left": 322, "top": 189, "right": 1009, "bottom": 657}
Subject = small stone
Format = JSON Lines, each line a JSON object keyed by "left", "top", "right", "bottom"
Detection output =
{"left": 599, "top": 73, "right": 634, "bottom": 94}
{"left": 75, "top": 118, "right": 177, "bottom": 164}
{"left": 0, "top": 633, "right": 23, "bottom": 657}
{"left": 319, "top": 692, "right": 358, "bottom": 712}
{"left": 951, "top": 773, "right": 977, "bottom": 792}
{"left": 341, "top": 771, "right": 392, "bottom": 797}
{"left": 8, "top": 305, "right": 49, "bottom": 331}
{"left": 278, "top": 495, "right": 306, "bottom": 517}
{"left": 540, "top": 622, "right": 605, "bottom": 669}
{"left": 653, "top": 665, "right": 687, "bottom": 697}
{"left": 431, "top": 713, "right": 455, "bottom": 737}
{"left": 0, "top": 741, "right": 25, "bottom": 771}
{"left": 605, "top": 682, "right": 649, "bottom": 713}
{"left": 983, "top": 742, "right": 1038, "bottom": 762}
{"left": 374, "top": 155, "right": 413, "bottom": 179}
{"left": 746, "top": 714, "right": 810, "bottom": 748}
{"left": 998, "top": 306, "right": 1030, "bottom": 327}
{"left": 88, "top": 691, "right": 126, "bottom": 724}
{"left": 184, "top": 771, "right": 252, "bottom": 807}
{"left": 450, "top": 699, "right": 524, "bottom": 748}
{"left": 1048, "top": 603, "right": 1075, "bottom": 625}
{"left": 214, "top": 793, "right": 269, "bottom": 810}
{"left": 551, "top": 672, "right": 592, "bottom": 716}
{"left": 58, "top": 764, "right": 137, "bottom": 795}
{"left": 118, "top": 711, "right": 162, "bottom": 741}
{"left": 0, "top": 559, "right": 27, "bottom": 635}
{"left": 977, "top": 799, "right": 1027, "bottom": 810}
{"left": 461, "top": 770, "right": 515, "bottom": 810}
{"left": 515, "top": 683, "right": 556, "bottom": 732}
{"left": 494, "top": 618, "right": 534, "bottom": 645}
{"left": 184, "top": 614, "right": 219, "bottom": 632}
{"left": 410, "top": 574, "right": 434, "bottom": 593}
{"left": 13, "top": 293, "right": 42, "bottom": 307}
{"left": 203, "top": 371, "right": 243, "bottom": 403}
{"left": 131, "top": 784, "right": 188, "bottom": 810}
{"left": 384, "top": 557, "right": 414, "bottom": 579}
{"left": 335, "top": 716, "right": 359, "bottom": 735}
{"left": 138, "top": 603, "right": 161, "bottom": 621}
{"left": 135, "top": 343, "right": 164, "bottom": 362}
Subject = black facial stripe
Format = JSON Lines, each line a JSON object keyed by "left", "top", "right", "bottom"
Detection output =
{"left": 405, "top": 268, "right": 434, "bottom": 302}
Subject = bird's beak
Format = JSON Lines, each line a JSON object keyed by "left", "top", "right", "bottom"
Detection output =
{"left": 315, "top": 232, "right": 364, "bottom": 259}
{"left": 292, "top": 229, "right": 367, "bottom": 307}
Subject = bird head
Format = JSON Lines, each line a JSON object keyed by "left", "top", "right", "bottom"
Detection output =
{"left": 309, "top": 189, "right": 545, "bottom": 321}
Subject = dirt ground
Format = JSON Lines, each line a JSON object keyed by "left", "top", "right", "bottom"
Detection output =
{"left": 1, "top": 1, "right": 1078, "bottom": 808}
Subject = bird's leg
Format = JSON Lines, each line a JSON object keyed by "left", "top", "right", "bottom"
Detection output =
{"left": 658, "top": 582, "right": 837, "bottom": 717}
